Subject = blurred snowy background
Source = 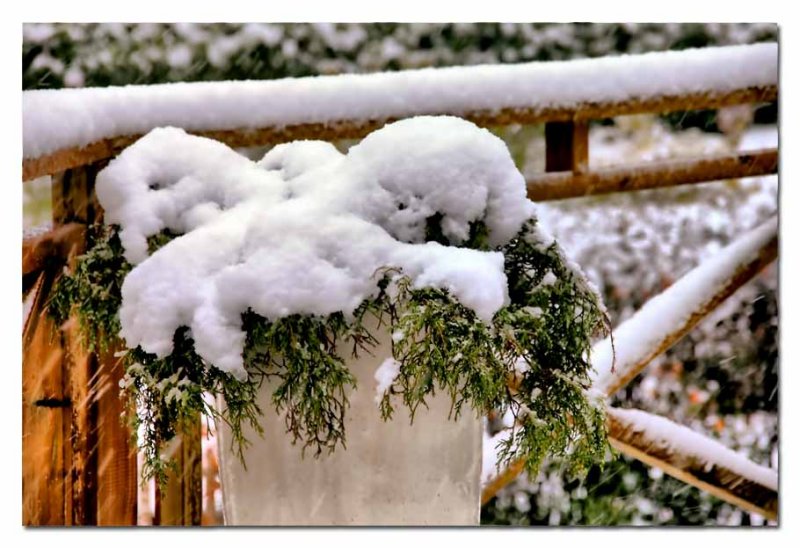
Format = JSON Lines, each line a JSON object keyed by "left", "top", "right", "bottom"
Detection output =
{"left": 22, "top": 23, "right": 779, "bottom": 526}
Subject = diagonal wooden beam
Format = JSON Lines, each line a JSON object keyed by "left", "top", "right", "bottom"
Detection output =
{"left": 482, "top": 407, "right": 779, "bottom": 521}
{"left": 592, "top": 215, "right": 778, "bottom": 397}
{"left": 23, "top": 222, "right": 86, "bottom": 277}
{"left": 607, "top": 407, "right": 777, "bottom": 521}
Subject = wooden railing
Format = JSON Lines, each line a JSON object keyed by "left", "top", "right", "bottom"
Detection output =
{"left": 22, "top": 51, "right": 778, "bottom": 526}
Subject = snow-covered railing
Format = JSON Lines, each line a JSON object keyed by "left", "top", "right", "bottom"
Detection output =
{"left": 22, "top": 43, "right": 776, "bottom": 181}
{"left": 607, "top": 407, "right": 778, "bottom": 520}
{"left": 591, "top": 216, "right": 779, "bottom": 396}
{"left": 481, "top": 216, "right": 779, "bottom": 519}
{"left": 22, "top": 42, "right": 779, "bottom": 526}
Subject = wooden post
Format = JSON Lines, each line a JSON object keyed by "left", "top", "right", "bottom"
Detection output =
{"left": 22, "top": 167, "right": 96, "bottom": 526}
{"left": 157, "top": 422, "right": 203, "bottom": 526}
{"left": 545, "top": 120, "right": 589, "bottom": 173}
{"left": 23, "top": 163, "right": 137, "bottom": 525}
{"left": 52, "top": 165, "right": 99, "bottom": 525}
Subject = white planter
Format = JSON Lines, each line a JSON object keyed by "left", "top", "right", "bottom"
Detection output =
{"left": 216, "top": 319, "right": 483, "bottom": 525}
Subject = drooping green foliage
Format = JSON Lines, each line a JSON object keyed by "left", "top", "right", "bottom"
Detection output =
{"left": 49, "top": 224, "right": 131, "bottom": 353}
{"left": 49, "top": 215, "right": 609, "bottom": 486}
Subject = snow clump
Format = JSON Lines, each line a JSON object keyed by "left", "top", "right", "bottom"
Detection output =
{"left": 96, "top": 116, "right": 536, "bottom": 379}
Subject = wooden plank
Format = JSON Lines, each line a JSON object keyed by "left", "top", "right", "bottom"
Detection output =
{"left": 95, "top": 347, "right": 138, "bottom": 525}
{"left": 49, "top": 165, "right": 97, "bottom": 525}
{"left": 157, "top": 422, "right": 203, "bottom": 526}
{"left": 64, "top": 317, "right": 98, "bottom": 525}
{"left": 22, "top": 271, "right": 68, "bottom": 525}
{"left": 545, "top": 121, "right": 589, "bottom": 173}
{"left": 23, "top": 85, "right": 777, "bottom": 181}
{"left": 528, "top": 148, "right": 779, "bottom": 202}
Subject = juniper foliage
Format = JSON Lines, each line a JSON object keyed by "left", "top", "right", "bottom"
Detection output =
{"left": 49, "top": 216, "right": 609, "bottom": 485}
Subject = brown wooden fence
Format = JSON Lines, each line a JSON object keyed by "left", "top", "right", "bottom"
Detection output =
{"left": 22, "top": 74, "right": 778, "bottom": 525}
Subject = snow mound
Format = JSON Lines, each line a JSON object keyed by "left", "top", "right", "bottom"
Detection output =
{"left": 96, "top": 116, "right": 535, "bottom": 378}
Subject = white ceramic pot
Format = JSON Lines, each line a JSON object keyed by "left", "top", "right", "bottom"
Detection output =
{"left": 216, "top": 318, "right": 483, "bottom": 525}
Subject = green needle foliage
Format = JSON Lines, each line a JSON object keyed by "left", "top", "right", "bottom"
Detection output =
{"left": 49, "top": 215, "right": 610, "bottom": 486}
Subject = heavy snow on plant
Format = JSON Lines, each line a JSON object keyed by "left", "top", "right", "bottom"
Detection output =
{"left": 50, "top": 116, "right": 609, "bottom": 484}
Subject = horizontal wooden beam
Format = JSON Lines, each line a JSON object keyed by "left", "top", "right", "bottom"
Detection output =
{"left": 23, "top": 85, "right": 777, "bottom": 181}
{"left": 528, "top": 148, "right": 778, "bottom": 202}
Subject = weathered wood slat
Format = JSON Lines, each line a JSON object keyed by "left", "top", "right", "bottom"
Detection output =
{"left": 528, "top": 148, "right": 778, "bottom": 202}
{"left": 22, "top": 85, "right": 777, "bottom": 181}
{"left": 64, "top": 316, "right": 98, "bottom": 525}
{"left": 22, "top": 271, "right": 68, "bottom": 525}
{"left": 95, "top": 347, "right": 138, "bottom": 525}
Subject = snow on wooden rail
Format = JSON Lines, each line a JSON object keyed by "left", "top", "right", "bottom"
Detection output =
{"left": 23, "top": 43, "right": 777, "bottom": 180}
{"left": 591, "top": 215, "right": 778, "bottom": 397}
{"left": 481, "top": 408, "right": 779, "bottom": 520}
{"left": 607, "top": 407, "right": 778, "bottom": 520}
